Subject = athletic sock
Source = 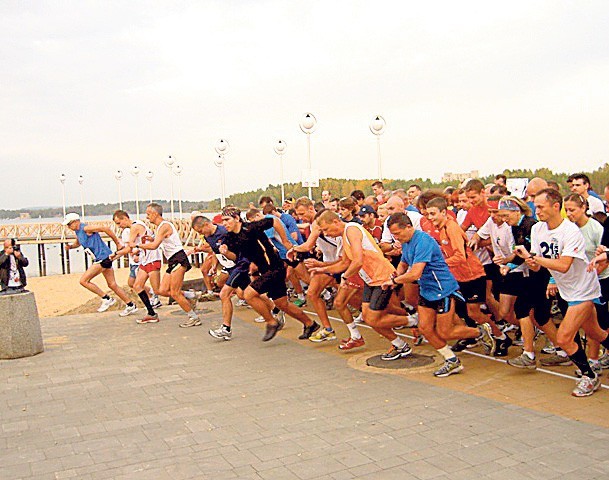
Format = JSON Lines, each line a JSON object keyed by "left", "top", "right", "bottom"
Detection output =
{"left": 391, "top": 337, "right": 406, "bottom": 349}
{"left": 183, "top": 290, "right": 196, "bottom": 299}
{"left": 188, "top": 310, "right": 198, "bottom": 320}
{"left": 325, "top": 327, "right": 334, "bottom": 332}
{"left": 569, "top": 346, "right": 595, "bottom": 378}
{"left": 297, "top": 293, "right": 305, "bottom": 301}
{"left": 347, "top": 322, "right": 361, "bottom": 339}
{"left": 138, "top": 291, "right": 155, "bottom": 316}
{"left": 524, "top": 351, "right": 535, "bottom": 360}
{"left": 102, "top": 295, "right": 110, "bottom": 300}
{"left": 438, "top": 345, "right": 457, "bottom": 361}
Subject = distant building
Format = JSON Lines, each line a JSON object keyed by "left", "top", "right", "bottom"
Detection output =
{"left": 442, "top": 170, "right": 479, "bottom": 183}
{"left": 19, "top": 212, "right": 31, "bottom": 220}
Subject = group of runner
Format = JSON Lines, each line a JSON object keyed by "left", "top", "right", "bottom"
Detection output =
{"left": 62, "top": 171, "right": 609, "bottom": 397}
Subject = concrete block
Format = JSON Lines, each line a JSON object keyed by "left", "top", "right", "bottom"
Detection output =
{"left": 0, "top": 291, "right": 44, "bottom": 359}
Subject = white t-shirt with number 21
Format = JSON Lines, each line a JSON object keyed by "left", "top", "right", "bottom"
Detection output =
{"left": 531, "top": 219, "right": 600, "bottom": 302}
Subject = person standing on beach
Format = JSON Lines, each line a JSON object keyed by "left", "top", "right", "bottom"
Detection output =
{"left": 138, "top": 203, "right": 201, "bottom": 328}
{"left": 63, "top": 213, "right": 137, "bottom": 315}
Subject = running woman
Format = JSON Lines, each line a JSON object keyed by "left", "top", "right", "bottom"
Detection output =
{"left": 138, "top": 203, "right": 200, "bottom": 328}
{"left": 514, "top": 188, "right": 609, "bottom": 397}
{"left": 63, "top": 213, "right": 136, "bottom": 315}
{"left": 112, "top": 210, "right": 164, "bottom": 323}
{"left": 383, "top": 213, "right": 494, "bottom": 376}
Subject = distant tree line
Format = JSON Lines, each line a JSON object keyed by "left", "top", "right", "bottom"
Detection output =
{"left": 3, "top": 163, "right": 609, "bottom": 220}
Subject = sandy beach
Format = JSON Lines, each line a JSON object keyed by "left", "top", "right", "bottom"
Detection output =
{"left": 27, "top": 268, "right": 203, "bottom": 318}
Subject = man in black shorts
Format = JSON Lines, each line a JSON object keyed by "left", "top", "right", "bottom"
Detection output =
{"left": 220, "top": 207, "right": 319, "bottom": 341}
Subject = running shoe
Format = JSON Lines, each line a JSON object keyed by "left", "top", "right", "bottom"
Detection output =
{"left": 599, "top": 352, "right": 609, "bottom": 370}
{"left": 451, "top": 338, "right": 477, "bottom": 352}
{"left": 507, "top": 353, "right": 537, "bottom": 370}
{"left": 574, "top": 360, "right": 602, "bottom": 378}
{"left": 494, "top": 335, "right": 512, "bottom": 357}
{"left": 209, "top": 325, "right": 232, "bottom": 341}
{"left": 275, "top": 311, "right": 286, "bottom": 330}
{"left": 477, "top": 323, "right": 496, "bottom": 355}
{"left": 353, "top": 312, "right": 364, "bottom": 324}
{"left": 97, "top": 297, "right": 116, "bottom": 312}
{"left": 119, "top": 304, "right": 138, "bottom": 317}
{"left": 309, "top": 329, "right": 337, "bottom": 343}
{"left": 496, "top": 320, "right": 517, "bottom": 333}
{"left": 433, "top": 358, "right": 464, "bottom": 377}
{"left": 550, "top": 301, "right": 561, "bottom": 316}
{"left": 541, "top": 341, "right": 556, "bottom": 355}
{"left": 338, "top": 337, "right": 365, "bottom": 350}
{"left": 406, "top": 312, "right": 419, "bottom": 328}
{"left": 150, "top": 295, "right": 163, "bottom": 309}
{"left": 512, "top": 328, "right": 524, "bottom": 346}
{"left": 236, "top": 299, "right": 249, "bottom": 307}
{"left": 393, "top": 325, "right": 406, "bottom": 330}
{"left": 572, "top": 374, "right": 601, "bottom": 397}
{"left": 262, "top": 322, "right": 281, "bottom": 342}
{"left": 413, "top": 334, "right": 425, "bottom": 346}
{"left": 381, "top": 343, "right": 412, "bottom": 361}
{"left": 293, "top": 298, "right": 306, "bottom": 308}
{"left": 540, "top": 353, "right": 573, "bottom": 367}
{"left": 200, "top": 292, "right": 217, "bottom": 302}
{"left": 298, "top": 322, "right": 320, "bottom": 340}
{"left": 254, "top": 315, "right": 266, "bottom": 323}
{"left": 179, "top": 317, "right": 202, "bottom": 328}
{"left": 136, "top": 313, "right": 159, "bottom": 324}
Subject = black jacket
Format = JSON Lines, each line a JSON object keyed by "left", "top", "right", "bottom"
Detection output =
{"left": 0, "top": 252, "right": 29, "bottom": 289}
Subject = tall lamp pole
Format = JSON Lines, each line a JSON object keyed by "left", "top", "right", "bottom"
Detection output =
{"left": 369, "top": 115, "right": 386, "bottom": 180}
{"left": 78, "top": 175, "right": 85, "bottom": 220}
{"left": 215, "top": 139, "right": 230, "bottom": 208}
{"left": 131, "top": 166, "right": 140, "bottom": 219}
{"left": 299, "top": 113, "right": 317, "bottom": 199}
{"left": 173, "top": 165, "right": 183, "bottom": 219}
{"left": 115, "top": 170, "right": 123, "bottom": 210}
{"left": 165, "top": 156, "right": 175, "bottom": 221}
{"left": 59, "top": 174, "right": 67, "bottom": 218}
{"left": 274, "top": 140, "right": 287, "bottom": 205}
{"left": 145, "top": 170, "right": 154, "bottom": 204}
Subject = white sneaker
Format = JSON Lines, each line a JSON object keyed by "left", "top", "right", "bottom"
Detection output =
{"left": 150, "top": 295, "right": 163, "bottom": 309}
{"left": 119, "top": 304, "right": 138, "bottom": 317}
{"left": 97, "top": 297, "right": 116, "bottom": 313}
{"left": 254, "top": 315, "right": 266, "bottom": 323}
{"left": 353, "top": 312, "right": 364, "bottom": 324}
{"left": 236, "top": 299, "right": 249, "bottom": 307}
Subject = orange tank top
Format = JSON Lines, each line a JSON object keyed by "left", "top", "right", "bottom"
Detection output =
{"left": 341, "top": 223, "right": 396, "bottom": 286}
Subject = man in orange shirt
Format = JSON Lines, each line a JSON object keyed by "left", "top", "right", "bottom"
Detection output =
{"left": 426, "top": 197, "right": 506, "bottom": 355}
{"left": 312, "top": 210, "right": 417, "bottom": 360}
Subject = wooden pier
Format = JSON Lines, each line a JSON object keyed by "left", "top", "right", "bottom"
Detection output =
{"left": 0, "top": 219, "right": 200, "bottom": 276}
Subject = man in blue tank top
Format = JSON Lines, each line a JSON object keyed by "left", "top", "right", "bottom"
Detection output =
{"left": 63, "top": 213, "right": 136, "bottom": 315}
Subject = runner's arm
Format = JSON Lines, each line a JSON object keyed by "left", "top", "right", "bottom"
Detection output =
{"left": 271, "top": 217, "right": 293, "bottom": 251}
{"left": 83, "top": 225, "right": 123, "bottom": 248}
{"left": 139, "top": 224, "right": 169, "bottom": 250}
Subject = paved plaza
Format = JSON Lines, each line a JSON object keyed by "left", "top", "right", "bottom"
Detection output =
{"left": 2, "top": 301, "right": 609, "bottom": 480}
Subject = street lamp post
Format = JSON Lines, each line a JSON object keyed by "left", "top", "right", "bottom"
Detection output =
{"left": 59, "top": 174, "right": 67, "bottom": 218}
{"left": 173, "top": 165, "right": 183, "bottom": 219}
{"left": 145, "top": 170, "right": 154, "bottom": 204}
{"left": 299, "top": 113, "right": 317, "bottom": 199}
{"left": 78, "top": 175, "right": 85, "bottom": 220}
{"left": 215, "top": 139, "right": 230, "bottom": 208}
{"left": 131, "top": 166, "right": 140, "bottom": 219}
{"left": 165, "top": 156, "right": 176, "bottom": 221}
{"left": 274, "top": 140, "right": 287, "bottom": 204}
{"left": 369, "top": 115, "right": 386, "bottom": 180}
{"left": 115, "top": 170, "right": 123, "bottom": 210}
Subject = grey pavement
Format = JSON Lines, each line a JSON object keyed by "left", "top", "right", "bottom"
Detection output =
{"left": 2, "top": 305, "right": 609, "bottom": 479}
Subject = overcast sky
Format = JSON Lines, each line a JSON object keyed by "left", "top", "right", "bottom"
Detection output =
{"left": 2, "top": 1, "right": 609, "bottom": 209}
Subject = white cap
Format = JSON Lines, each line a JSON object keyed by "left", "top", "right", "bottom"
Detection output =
{"left": 190, "top": 210, "right": 202, "bottom": 219}
{"left": 62, "top": 212, "right": 80, "bottom": 225}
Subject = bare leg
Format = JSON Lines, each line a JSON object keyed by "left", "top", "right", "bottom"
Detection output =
{"left": 79, "top": 264, "right": 105, "bottom": 297}
{"left": 306, "top": 274, "right": 334, "bottom": 329}
{"left": 274, "top": 296, "right": 313, "bottom": 326}
{"left": 168, "top": 267, "right": 192, "bottom": 313}
{"left": 220, "top": 285, "right": 236, "bottom": 327}
{"left": 244, "top": 287, "right": 276, "bottom": 324}
{"left": 101, "top": 268, "right": 131, "bottom": 304}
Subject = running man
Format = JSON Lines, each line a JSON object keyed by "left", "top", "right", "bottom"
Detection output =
{"left": 112, "top": 210, "right": 163, "bottom": 323}
{"left": 138, "top": 203, "right": 200, "bottom": 328}
{"left": 220, "top": 206, "right": 319, "bottom": 341}
{"left": 383, "top": 213, "right": 494, "bottom": 376}
{"left": 314, "top": 210, "right": 416, "bottom": 360}
{"left": 514, "top": 188, "right": 609, "bottom": 397}
{"left": 63, "top": 212, "right": 136, "bottom": 315}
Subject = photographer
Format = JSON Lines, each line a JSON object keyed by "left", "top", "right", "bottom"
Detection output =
{"left": 0, "top": 239, "right": 29, "bottom": 293}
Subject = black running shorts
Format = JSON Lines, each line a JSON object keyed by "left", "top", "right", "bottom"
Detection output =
{"left": 458, "top": 277, "right": 486, "bottom": 304}
{"left": 226, "top": 269, "right": 250, "bottom": 291}
{"left": 362, "top": 284, "right": 394, "bottom": 311}
{"left": 166, "top": 250, "right": 192, "bottom": 274}
{"left": 250, "top": 266, "right": 287, "bottom": 300}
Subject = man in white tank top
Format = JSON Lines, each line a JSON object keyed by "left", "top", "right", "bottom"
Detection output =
{"left": 112, "top": 210, "right": 163, "bottom": 322}
{"left": 139, "top": 203, "right": 201, "bottom": 328}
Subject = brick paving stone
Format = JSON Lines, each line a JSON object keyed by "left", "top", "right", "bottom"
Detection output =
{"left": 2, "top": 307, "right": 609, "bottom": 480}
